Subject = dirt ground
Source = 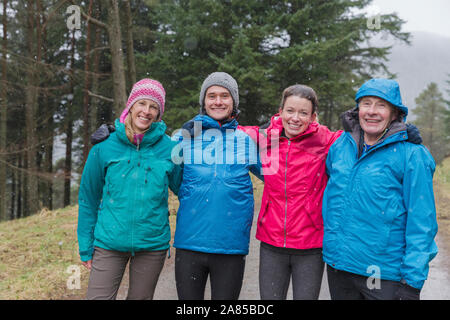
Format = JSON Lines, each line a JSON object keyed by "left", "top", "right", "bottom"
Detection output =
{"left": 115, "top": 211, "right": 450, "bottom": 300}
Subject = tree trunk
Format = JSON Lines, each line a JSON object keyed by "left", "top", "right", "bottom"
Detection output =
{"left": 18, "top": 153, "right": 24, "bottom": 218}
{"left": 39, "top": 0, "right": 53, "bottom": 210}
{"left": 0, "top": 0, "right": 8, "bottom": 221}
{"left": 107, "top": 0, "right": 127, "bottom": 116}
{"left": 10, "top": 163, "right": 15, "bottom": 220}
{"left": 124, "top": 0, "right": 136, "bottom": 88}
{"left": 44, "top": 111, "right": 54, "bottom": 210}
{"left": 25, "top": 0, "right": 39, "bottom": 216}
{"left": 64, "top": 30, "right": 75, "bottom": 207}
{"left": 82, "top": 0, "right": 94, "bottom": 164}
{"left": 90, "top": 14, "right": 103, "bottom": 133}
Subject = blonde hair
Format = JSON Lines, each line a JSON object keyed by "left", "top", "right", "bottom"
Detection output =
{"left": 124, "top": 113, "right": 137, "bottom": 143}
{"left": 124, "top": 103, "right": 160, "bottom": 144}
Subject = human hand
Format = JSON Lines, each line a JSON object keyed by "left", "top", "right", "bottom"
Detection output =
{"left": 82, "top": 260, "right": 92, "bottom": 270}
{"left": 394, "top": 282, "right": 420, "bottom": 300}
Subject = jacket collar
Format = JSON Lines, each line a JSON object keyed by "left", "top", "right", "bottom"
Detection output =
{"left": 193, "top": 114, "right": 238, "bottom": 130}
{"left": 340, "top": 107, "right": 407, "bottom": 158}
{"left": 114, "top": 118, "right": 166, "bottom": 148}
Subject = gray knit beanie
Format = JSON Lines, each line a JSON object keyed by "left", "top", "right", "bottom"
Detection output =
{"left": 199, "top": 72, "right": 239, "bottom": 115}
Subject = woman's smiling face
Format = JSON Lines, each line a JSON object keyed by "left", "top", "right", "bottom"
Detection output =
{"left": 130, "top": 99, "right": 160, "bottom": 133}
{"left": 279, "top": 95, "right": 316, "bottom": 138}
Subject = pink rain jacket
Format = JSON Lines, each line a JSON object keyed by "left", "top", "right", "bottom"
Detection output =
{"left": 255, "top": 115, "right": 342, "bottom": 249}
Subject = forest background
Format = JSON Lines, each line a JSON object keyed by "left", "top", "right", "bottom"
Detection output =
{"left": 0, "top": 0, "right": 449, "bottom": 222}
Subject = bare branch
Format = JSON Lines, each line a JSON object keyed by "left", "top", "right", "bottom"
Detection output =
{"left": 87, "top": 90, "right": 114, "bottom": 103}
{"left": 68, "top": 0, "right": 108, "bottom": 29}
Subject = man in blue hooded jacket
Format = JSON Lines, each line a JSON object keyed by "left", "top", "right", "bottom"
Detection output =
{"left": 322, "top": 78, "right": 438, "bottom": 300}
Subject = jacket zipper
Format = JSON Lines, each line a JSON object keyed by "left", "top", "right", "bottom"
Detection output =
{"left": 131, "top": 140, "right": 142, "bottom": 256}
{"left": 283, "top": 140, "right": 291, "bottom": 247}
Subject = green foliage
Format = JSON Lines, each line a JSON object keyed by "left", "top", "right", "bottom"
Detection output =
{"left": 1, "top": 0, "right": 410, "bottom": 220}
{"left": 143, "top": 0, "right": 409, "bottom": 129}
{"left": 413, "top": 82, "right": 450, "bottom": 165}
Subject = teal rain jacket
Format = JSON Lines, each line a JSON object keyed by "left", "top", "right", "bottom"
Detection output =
{"left": 77, "top": 119, "right": 183, "bottom": 261}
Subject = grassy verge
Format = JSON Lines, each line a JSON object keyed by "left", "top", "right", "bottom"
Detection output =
{"left": 434, "top": 157, "right": 450, "bottom": 220}
{"left": 0, "top": 194, "right": 179, "bottom": 300}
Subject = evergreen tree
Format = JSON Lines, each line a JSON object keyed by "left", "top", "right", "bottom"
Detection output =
{"left": 145, "top": 0, "right": 408, "bottom": 130}
{"left": 413, "top": 82, "right": 450, "bottom": 165}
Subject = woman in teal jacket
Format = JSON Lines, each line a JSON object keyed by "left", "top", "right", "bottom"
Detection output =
{"left": 77, "top": 79, "right": 182, "bottom": 300}
{"left": 322, "top": 78, "right": 438, "bottom": 300}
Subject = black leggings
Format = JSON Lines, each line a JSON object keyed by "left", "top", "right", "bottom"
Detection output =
{"left": 259, "top": 242, "right": 324, "bottom": 300}
{"left": 175, "top": 248, "right": 246, "bottom": 300}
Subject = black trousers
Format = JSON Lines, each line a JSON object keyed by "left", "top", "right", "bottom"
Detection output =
{"left": 327, "top": 264, "right": 403, "bottom": 300}
{"left": 259, "top": 242, "right": 324, "bottom": 300}
{"left": 175, "top": 248, "right": 246, "bottom": 300}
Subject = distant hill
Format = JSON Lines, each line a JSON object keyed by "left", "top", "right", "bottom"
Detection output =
{"left": 373, "top": 31, "right": 450, "bottom": 118}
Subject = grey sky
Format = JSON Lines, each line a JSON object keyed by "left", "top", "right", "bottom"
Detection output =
{"left": 370, "top": 0, "right": 450, "bottom": 38}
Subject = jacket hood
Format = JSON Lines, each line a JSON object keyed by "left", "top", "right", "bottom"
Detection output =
{"left": 114, "top": 118, "right": 166, "bottom": 147}
{"left": 355, "top": 78, "right": 408, "bottom": 119}
{"left": 181, "top": 114, "right": 239, "bottom": 137}
{"left": 340, "top": 107, "right": 407, "bottom": 157}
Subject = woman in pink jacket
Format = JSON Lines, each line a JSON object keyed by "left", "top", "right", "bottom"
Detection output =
{"left": 256, "top": 84, "right": 342, "bottom": 300}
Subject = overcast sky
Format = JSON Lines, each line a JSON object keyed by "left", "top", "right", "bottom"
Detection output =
{"left": 369, "top": 0, "right": 450, "bottom": 38}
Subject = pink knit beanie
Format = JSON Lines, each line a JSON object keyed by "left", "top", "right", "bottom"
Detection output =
{"left": 119, "top": 78, "right": 166, "bottom": 123}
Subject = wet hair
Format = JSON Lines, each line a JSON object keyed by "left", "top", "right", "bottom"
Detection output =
{"left": 279, "top": 84, "right": 318, "bottom": 114}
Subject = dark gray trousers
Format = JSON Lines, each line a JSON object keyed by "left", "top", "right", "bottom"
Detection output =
{"left": 86, "top": 247, "right": 166, "bottom": 300}
{"left": 259, "top": 242, "right": 324, "bottom": 300}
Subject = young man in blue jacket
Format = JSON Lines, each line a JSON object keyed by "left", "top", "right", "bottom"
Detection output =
{"left": 172, "top": 72, "right": 262, "bottom": 300}
{"left": 322, "top": 78, "right": 438, "bottom": 300}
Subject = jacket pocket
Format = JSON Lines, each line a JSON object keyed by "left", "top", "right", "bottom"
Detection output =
{"left": 305, "top": 200, "right": 324, "bottom": 230}
{"left": 258, "top": 197, "right": 270, "bottom": 228}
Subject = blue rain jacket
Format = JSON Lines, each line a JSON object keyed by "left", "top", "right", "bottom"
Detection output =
{"left": 172, "top": 115, "right": 262, "bottom": 255}
{"left": 322, "top": 108, "right": 438, "bottom": 290}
